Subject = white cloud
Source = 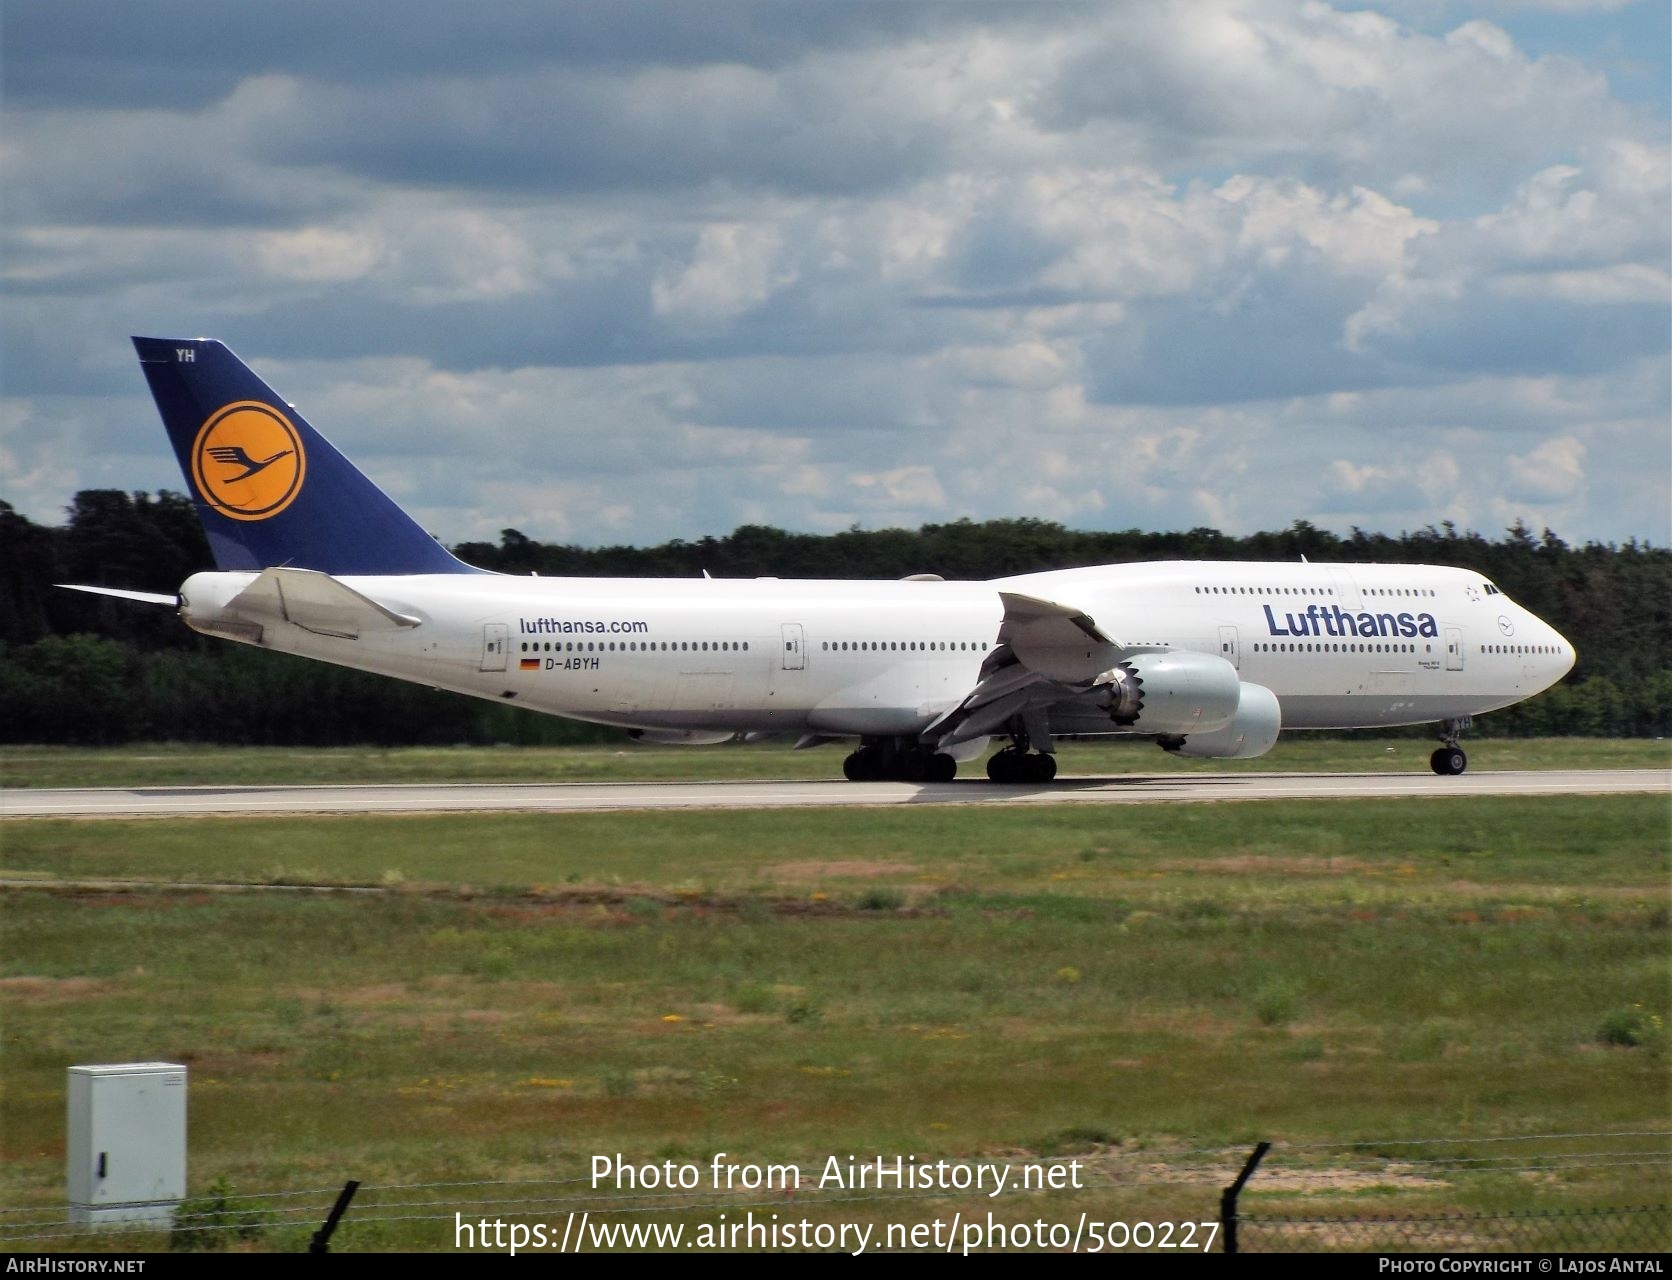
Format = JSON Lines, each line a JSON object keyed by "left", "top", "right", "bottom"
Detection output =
{"left": 1505, "top": 435, "right": 1587, "bottom": 501}
{"left": 849, "top": 465, "right": 947, "bottom": 512}
{"left": 652, "top": 223, "right": 795, "bottom": 324}
{"left": 1, "top": 1, "right": 1666, "bottom": 549}
{"left": 253, "top": 228, "right": 385, "bottom": 284}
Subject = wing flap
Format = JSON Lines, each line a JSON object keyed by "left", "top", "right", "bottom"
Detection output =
{"left": 925, "top": 591, "right": 1125, "bottom": 749}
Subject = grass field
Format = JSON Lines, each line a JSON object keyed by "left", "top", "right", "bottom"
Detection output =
{"left": 2, "top": 791, "right": 1667, "bottom": 1251}
{"left": 2, "top": 735, "right": 1668, "bottom": 789}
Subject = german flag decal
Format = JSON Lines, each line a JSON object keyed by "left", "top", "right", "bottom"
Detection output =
{"left": 519, "top": 658, "right": 540, "bottom": 671}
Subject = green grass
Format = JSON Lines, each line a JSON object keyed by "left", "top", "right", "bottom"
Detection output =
{"left": 4, "top": 795, "right": 1665, "bottom": 891}
{"left": 7, "top": 888, "right": 1664, "bottom": 1231}
{"left": 2, "top": 736, "right": 1667, "bottom": 789}
{"left": 2, "top": 796, "right": 1666, "bottom": 1251}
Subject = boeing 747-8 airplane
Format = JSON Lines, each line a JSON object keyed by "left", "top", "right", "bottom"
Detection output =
{"left": 62, "top": 338, "right": 1577, "bottom": 782}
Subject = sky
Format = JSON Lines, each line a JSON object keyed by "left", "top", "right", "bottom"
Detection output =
{"left": 3, "top": 0, "right": 1668, "bottom": 552}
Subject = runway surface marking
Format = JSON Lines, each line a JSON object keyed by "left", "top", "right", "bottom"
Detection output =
{"left": 3, "top": 769, "right": 1665, "bottom": 819}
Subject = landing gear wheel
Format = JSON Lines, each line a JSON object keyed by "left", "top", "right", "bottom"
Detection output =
{"left": 843, "top": 747, "right": 880, "bottom": 781}
{"left": 925, "top": 753, "right": 957, "bottom": 783}
{"left": 986, "top": 748, "right": 1022, "bottom": 783}
{"left": 987, "top": 749, "right": 1055, "bottom": 784}
{"left": 1429, "top": 746, "right": 1467, "bottom": 776}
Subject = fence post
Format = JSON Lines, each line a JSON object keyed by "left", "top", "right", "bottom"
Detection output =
{"left": 1219, "top": 1141, "right": 1270, "bottom": 1254}
{"left": 309, "top": 1180, "right": 360, "bottom": 1254}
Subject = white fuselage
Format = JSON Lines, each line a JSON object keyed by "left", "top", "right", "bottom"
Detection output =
{"left": 177, "top": 559, "right": 1575, "bottom": 740}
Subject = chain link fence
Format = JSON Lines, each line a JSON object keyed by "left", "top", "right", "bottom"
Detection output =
{"left": 4, "top": 1130, "right": 1668, "bottom": 1253}
{"left": 1241, "top": 1204, "right": 1670, "bottom": 1253}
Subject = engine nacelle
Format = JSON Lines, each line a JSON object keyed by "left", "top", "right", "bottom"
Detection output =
{"left": 1160, "top": 682, "right": 1281, "bottom": 759}
{"left": 1093, "top": 650, "right": 1242, "bottom": 735}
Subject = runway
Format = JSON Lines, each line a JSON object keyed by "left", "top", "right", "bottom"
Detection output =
{"left": 4, "top": 769, "right": 1665, "bottom": 819}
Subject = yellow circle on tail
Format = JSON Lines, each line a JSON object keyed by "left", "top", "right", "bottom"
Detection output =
{"left": 190, "top": 402, "right": 306, "bottom": 521}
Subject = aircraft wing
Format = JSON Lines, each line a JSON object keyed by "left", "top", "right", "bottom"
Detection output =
{"left": 222, "top": 568, "right": 422, "bottom": 640}
{"left": 925, "top": 590, "right": 1121, "bottom": 749}
{"left": 995, "top": 591, "right": 1119, "bottom": 680}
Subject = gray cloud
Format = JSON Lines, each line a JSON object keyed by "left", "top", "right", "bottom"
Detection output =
{"left": 2, "top": 1, "right": 1666, "bottom": 549}
{"left": 3, "top": 1, "right": 1075, "bottom": 108}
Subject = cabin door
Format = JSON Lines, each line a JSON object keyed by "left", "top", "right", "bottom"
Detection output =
{"left": 1444, "top": 626, "right": 1465, "bottom": 672}
{"left": 780, "top": 623, "right": 806, "bottom": 671}
{"left": 1218, "top": 625, "right": 1240, "bottom": 671}
{"left": 480, "top": 624, "right": 510, "bottom": 672}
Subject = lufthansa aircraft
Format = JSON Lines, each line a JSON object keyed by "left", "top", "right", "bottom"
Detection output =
{"left": 63, "top": 338, "right": 1577, "bottom": 782}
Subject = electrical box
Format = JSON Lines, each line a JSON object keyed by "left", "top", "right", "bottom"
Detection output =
{"left": 67, "top": 1063, "right": 187, "bottom": 1227}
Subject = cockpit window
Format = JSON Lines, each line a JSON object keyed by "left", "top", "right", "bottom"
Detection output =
{"left": 1483, "top": 582, "right": 1501, "bottom": 596}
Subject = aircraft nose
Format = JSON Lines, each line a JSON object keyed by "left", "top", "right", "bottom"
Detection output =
{"left": 1555, "top": 628, "right": 1577, "bottom": 678}
{"left": 1536, "top": 616, "right": 1577, "bottom": 686}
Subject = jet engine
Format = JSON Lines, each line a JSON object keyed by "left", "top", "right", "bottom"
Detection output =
{"left": 1159, "top": 681, "right": 1281, "bottom": 759}
{"left": 1092, "top": 650, "right": 1242, "bottom": 734}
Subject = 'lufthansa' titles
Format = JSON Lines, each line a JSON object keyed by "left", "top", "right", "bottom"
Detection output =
{"left": 1264, "top": 603, "right": 1438, "bottom": 639}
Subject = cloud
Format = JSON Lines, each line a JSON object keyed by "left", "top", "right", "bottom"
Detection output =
{"left": 1505, "top": 435, "right": 1587, "bottom": 501}
{"left": 1031, "top": 2, "right": 1637, "bottom": 206}
{"left": 653, "top": 224, "right": 795, "bottom": 325}
{"left": 1, "top": 0, "right": 1666, "bottom": 549}
{"left": 1343, "top": 146, "right": 1671, "bottom": 378}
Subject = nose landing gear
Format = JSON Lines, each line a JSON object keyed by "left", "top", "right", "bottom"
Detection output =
{"left": 1430, "top": 718, "right": 1470, "bottom": 775}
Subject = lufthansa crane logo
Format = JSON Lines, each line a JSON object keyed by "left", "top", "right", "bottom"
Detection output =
{"left": 190, "top": 402, "right": 306, "bottom": 521}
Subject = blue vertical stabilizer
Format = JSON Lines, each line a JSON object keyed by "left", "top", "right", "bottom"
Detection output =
{"left": 133, "top": 337, "right": 480, "bottom": 575}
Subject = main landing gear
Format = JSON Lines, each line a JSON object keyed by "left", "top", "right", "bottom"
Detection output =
{"left": 1429, "top": 718, "right": 1470, "bottom": 776}
{"left": 984, "top": 716, "right": 1058, "bottom": 784}
{"left": 985, "top": 747, "right": 1057, "bottom": 784}
{"left": 842, "top": 739, "right": 958, "bottom": 783}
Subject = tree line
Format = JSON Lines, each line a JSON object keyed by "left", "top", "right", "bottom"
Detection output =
{"left": 2, "top": 491, "right": 1668, "bottom": 745}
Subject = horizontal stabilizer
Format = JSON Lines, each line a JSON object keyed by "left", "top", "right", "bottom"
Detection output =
{"left": 226, "top": 568, "right": 421, "bottom": 639}
{"left": 57, "top": 584, "right": 180, "bottom": 607}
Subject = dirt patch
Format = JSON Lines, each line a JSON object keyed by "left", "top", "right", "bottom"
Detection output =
{"left": 476, "top": 887, "right": 944, "bottom": 922}
{"left": 769, "top": 860, "right": 922, "bottom": 881}
{"left": 171, "top": 1048, "right": 287, "bottom": 1073}
{"left": 332, "top": 983, "right": 409, "bottom": 1005}
{"left": 1159, "top": 856, "right": 1367, "bottom": 875}
{"left": 10, "top": 880, "right": 947, "bottom": 923}
{"left": 0, "top": 976, "right": 115, "bottom": 1002}
{"left": 1237, "top": 1164, "right": 1448, "bottom": 1193}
